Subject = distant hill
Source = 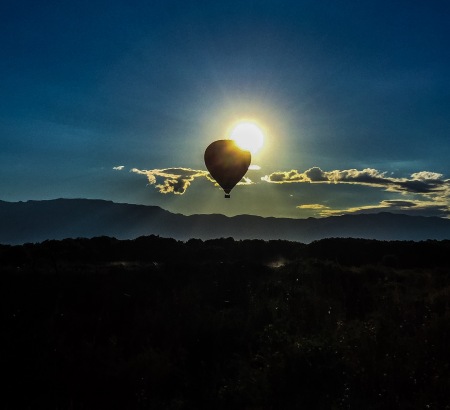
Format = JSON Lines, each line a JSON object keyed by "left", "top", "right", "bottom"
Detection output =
{"left": 1, "top": 198, "right": 450, "bottom": 244}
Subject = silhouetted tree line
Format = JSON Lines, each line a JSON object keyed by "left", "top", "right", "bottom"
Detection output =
{"left": 1, "top": 236, "right": 450, "bottom": 409}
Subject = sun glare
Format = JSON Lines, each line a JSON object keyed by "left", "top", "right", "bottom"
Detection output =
{"left": 230, "top": 122, "right": 264, "bottom": 154}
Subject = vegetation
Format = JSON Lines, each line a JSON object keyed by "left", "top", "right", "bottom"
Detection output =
{"left": 1, "top": 236, "right": 450, "bottom": 409}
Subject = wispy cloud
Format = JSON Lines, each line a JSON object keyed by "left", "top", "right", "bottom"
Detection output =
{"left": 131, "top": 167, "right": 209, "bottom": 195}
{"left": 296, "top": 204, "right": 331, "bottom": 210}
{"left": 317, "top": 199, "right": 450, "bottom": 218}
{"left": 113, "top": 165, "right": 125, "bottom": 170}
{"left": 239, "top": 176, "right": 254, "bottom": 185}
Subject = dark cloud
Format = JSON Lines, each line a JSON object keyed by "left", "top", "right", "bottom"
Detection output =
{"left": 381, "top": 200, "right": 417, "bottom": 208}
{"left": 385, "top": 171, "right": 448, "bottom": 195}
{"left": 304, "top": 167, "right": 328, "bottom": 182}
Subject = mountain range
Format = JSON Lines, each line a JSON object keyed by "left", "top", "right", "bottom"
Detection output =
{"left": 1, "top": 198, "right": 450, "bottom": 244}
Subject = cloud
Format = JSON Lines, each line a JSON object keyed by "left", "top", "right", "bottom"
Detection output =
{"left": 113, "top": 165, "right": 125, "bottom": 170}
{"left": 262, "top": 167, "right": 449, "bottom": 195}
{"left": 410, "top": 171, "right": 443, "bottom": 181}
{"left": 239, "top": 176, "right": 254, "bottom": 185}
{"left": 130, "top": 167, "right": 209, "bottom": 195}
{"left": 296, "top": 204, "right": 330, "bottom": 210}
{"left": 317, "top": 199, "right": 450, "bottom": 218}
{"left": 388, "top": 172, "right": 447, "bottom": 194}
{"left": 248, "top": 164, "right": 261, "bottom": 170}
{"left": 155, "top": 178, "right": 192, "bottom": 195}
{"left": 262, "top": 167, "right": 388, "bottom": 184}
{"left": 261, "top": 169, "right": 309, "bottom": 183}
{"left": 131, "top": 166, "right": 255, "bottom": 194}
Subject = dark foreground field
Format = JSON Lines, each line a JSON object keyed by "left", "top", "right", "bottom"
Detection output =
{"left": 2, "top": 236, "right": 450, "bottom": 409}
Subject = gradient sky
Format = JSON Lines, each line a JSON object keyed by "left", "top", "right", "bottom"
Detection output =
{"left": 2, "top": 0, "right": 450, "bottom": 219}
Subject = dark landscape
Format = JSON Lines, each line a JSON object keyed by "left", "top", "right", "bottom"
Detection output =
{"left": 2, "top": 199, "right": 450, "bottom": 244}
{"left": 2, "top": 234, "right": 450, "bottom": 408}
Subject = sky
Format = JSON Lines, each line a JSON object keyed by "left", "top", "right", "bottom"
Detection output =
{"left": 2, "top": 0, "right": 450, "bottom": 219}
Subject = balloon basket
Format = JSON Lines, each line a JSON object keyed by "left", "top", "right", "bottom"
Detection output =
{"left": 224, "top": 194, "right": 231, "bottom": 199}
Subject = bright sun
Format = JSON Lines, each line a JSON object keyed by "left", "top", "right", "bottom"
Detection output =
{"left": 230, "top": 122, "right": 264, "bottom": 154}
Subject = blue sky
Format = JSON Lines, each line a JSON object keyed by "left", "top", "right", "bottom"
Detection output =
{"left": 1, "top": 0, "right": 450, "bottom": 218}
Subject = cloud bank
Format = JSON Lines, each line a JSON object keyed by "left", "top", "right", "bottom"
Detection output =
{"left": 126, "top": 164, "right": 449, "bottom": 217}
{"left": 262, "top": 167, "right": 448, "bottom": 195}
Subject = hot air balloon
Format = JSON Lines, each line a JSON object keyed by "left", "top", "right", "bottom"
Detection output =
{"left": 204, "top": 139, "right": 251, "bottom": 198}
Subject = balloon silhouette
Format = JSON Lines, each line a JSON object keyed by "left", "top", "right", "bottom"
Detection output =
{"left": 204, "top": 139, "right": 251, "bottom": 198}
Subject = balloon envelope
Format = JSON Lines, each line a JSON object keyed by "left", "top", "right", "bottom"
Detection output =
{"left": 204, "top": 140, "right": 251, "bottom": 198}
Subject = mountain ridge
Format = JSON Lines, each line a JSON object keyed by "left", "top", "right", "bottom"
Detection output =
{"left": 1, "top": 198, "right": 449, "bottom": 244}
